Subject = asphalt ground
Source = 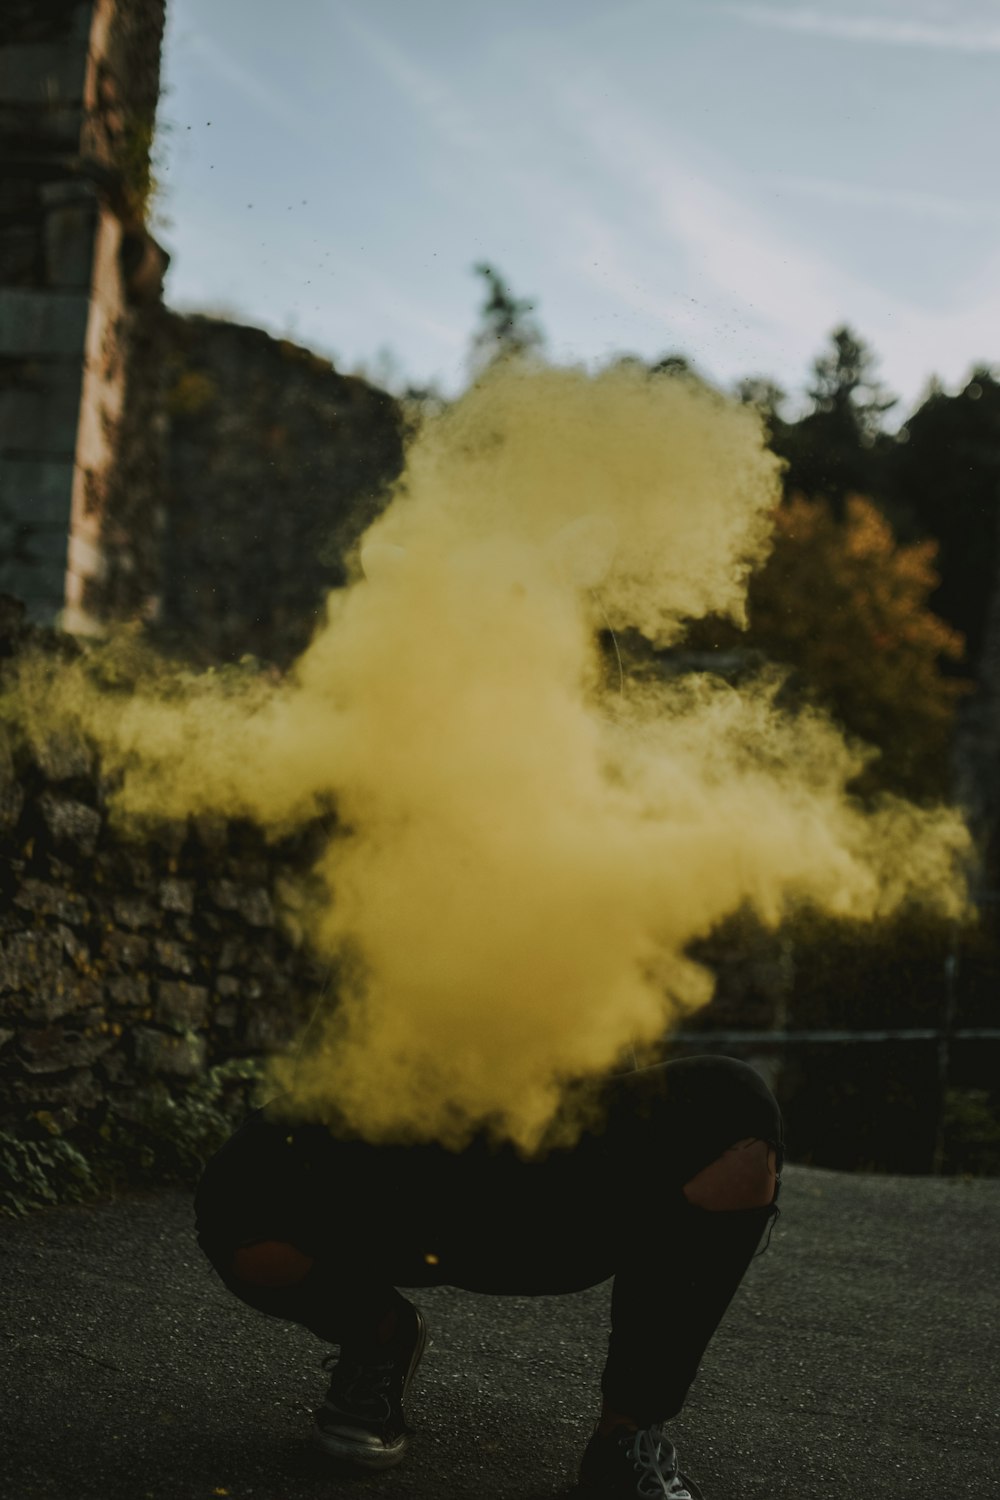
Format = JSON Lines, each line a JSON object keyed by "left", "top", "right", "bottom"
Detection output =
{"left": 0, "top": 1164, "right": 997, "bottom": 1500}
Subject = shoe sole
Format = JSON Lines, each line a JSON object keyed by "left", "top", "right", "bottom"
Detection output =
{"left": 579, "top": 1470, "right": 704, "bottom": 1499}
{"left": 578, "top": 1475, "right": 703, "bottom": 1499}
{"left": 313, "top": 1307, "right": 429, "bottom": 1471}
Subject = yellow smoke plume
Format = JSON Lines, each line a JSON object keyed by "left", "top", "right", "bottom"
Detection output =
{"left": 5, "top": 362, "right": 970, "bottom": 1150}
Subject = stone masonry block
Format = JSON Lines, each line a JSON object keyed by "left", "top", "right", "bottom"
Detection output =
{"left": 0, "top": 552, "right": 67, "bottom": 602}
{"left": 0, "top": 458, "right": 75, "bottom": 526}
{"left": 153, "top": 980, "right": 209, "bottom": 1031}
{"left": 19, "top": 973, "right": 99, "bottom": 1026}
{"left": 95, "top": 1045, "right": 128, "bottom": 1085}
{"left": 208, "top": 879, "right": 241, "bottom": 912}
{"left": 107, "top": 972, "right": 150, "bottom": 1012}
{"left": 0, "top": 44, "right": 88, "bottom": 106}
{"left": 0, "top": 929, "right": 65, "bottom": 996}
{"left": 17, "top": 1022, "right": 116, "bottom": 1074}
{"left": 36, "top": 791, "right": 101, "bottom": 857}
{"left": 132, "top": 1026, "right": 207, "bottom": 1080}
{"left": 158, "top": 877, "right": 194, "bottom": 915}
{"left": 217, "top": 936, "right": 247, "bottom": 971}
{"left": 0, "top": 177, "right": 34, "bottom": 221}
{"left": 243, "top": 1007, "right": 297, "bottom": 1052}
{"left": 153, "top": 938, "right": 193, "bottom": 976}
{"left": 0, "top": 364, "right": 83, "bottom": 455}
{"left": 14, "top": 879, "right": 89, "bottom": 925}
{"left": 39, "top": 178, "right": 98, "bottom": 285}
{"left": 0, "top": 102, "right": 84, "bottom": 150}
{"left": 152, "top": 942, "right": 193, "bottom": 978}
{"left": 111, "top": 896, "right": 157, "bottom": 931}
{"left": 101, "top": 929, "right": 150, "bottom": 968}
{"left": 3, "top": 1067, "right": 102, "bottom": 1116}
{"left": 26, "top": 730, "right": 94, "bottom": 781}
{"left": 0, "top": 224, "right": 38, "bottom": 283}
{"left": 0, "top": 290, "right": 90, "bottom": 357}
{"left": 209, "top": 881, "right": 274, "bottom": 927}
{"left": 54, "top": 920, "right": 87, "bottom": 964}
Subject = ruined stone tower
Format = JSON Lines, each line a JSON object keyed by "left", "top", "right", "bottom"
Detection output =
{"left": 0, "top": 0, "right": 168, "bottom": 631}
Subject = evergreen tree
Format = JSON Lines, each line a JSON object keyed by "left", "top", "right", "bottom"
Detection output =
{"left": 883, "top": 368, "right": 1000, "bottom": 671}
{"left": 808, "top": 326, "right": 897, "bottom": 440}
{"left": 777, "top": 326, "right": 896, "bottom": 511}
{"left": 468, "top": 263, "right": 544, "bottom": 373}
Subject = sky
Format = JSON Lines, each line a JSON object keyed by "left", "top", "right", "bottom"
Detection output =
{"left": 157, "top": 0, "right": 1000, "bottom": 419}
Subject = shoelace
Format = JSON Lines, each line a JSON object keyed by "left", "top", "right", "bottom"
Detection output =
{"left": 624, "top": 1426, "right": 696, "bottom": 1499}
{"left": 320, "top": 1350, "right": 396, "bottom": 1423}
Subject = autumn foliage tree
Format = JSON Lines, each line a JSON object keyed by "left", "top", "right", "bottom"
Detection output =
{"left": 689, "top": 494, "right": 968, "bottom": 801}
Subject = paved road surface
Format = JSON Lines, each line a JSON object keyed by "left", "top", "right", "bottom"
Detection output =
{"left": 1, "top": 1165, "right": 997, "bottom": 1499}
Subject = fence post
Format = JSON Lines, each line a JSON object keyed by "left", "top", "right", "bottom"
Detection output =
{"left": 931, "top": 942, "right": 959, "bottom": 1174}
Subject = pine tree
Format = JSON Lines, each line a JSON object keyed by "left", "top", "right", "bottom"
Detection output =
{"left": 468, "top": 263, "right": 544, "bottom": 373}
{"left": 777, "top": 327, "right": 896, "bottom": 511}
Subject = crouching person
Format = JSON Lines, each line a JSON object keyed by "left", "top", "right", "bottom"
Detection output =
{"left": 194, "top": 1054, "right": 782, "bottom": 1499}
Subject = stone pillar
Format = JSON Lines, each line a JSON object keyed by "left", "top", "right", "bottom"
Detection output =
{"left": 0, "top": 0, "right": 167, "bottom": 632}
{"left": 0, "top": 3, "right": 93, "bottom": 622}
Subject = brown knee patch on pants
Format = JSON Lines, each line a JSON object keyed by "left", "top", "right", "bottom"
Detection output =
{"left": 230, "top": 1239, "right": 317, "bottom": 1288}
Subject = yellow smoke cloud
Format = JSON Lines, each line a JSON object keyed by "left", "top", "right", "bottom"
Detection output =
{"left": 5, "top": 361, "right": 971, "bottom": 1150}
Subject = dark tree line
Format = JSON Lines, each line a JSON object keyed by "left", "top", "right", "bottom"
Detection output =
{"left": 750, "top": 327, "right": 1000, "bottom": 678}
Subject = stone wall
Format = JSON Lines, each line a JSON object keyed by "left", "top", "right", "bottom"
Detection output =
{"left": 0, "top": 0, "right": 168, "bottom": 633}
{"left": 0, "top": 596, "right": 328, "bottom": 1211}
{"left": 159, "top": 314, "right": 405, "bottom": 667}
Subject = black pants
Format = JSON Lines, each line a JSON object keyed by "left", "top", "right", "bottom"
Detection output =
{"left": 194, "top": 1055, "right": 782, "bottom": 1425}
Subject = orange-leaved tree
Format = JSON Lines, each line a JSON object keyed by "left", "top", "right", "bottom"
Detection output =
{"left": 689, "top": 494, "right": 968, "bottom": 800}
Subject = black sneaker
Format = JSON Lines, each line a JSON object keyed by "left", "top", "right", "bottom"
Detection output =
{"left": 313, "top": 1301, "right": 428, "bottom": 1470}
{"left": 578, "top": 1423, "right": 704, "bottom": 1498}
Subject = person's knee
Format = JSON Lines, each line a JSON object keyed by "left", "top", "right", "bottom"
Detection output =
{"left": 668, "top": 1055, "right": 783, "bottom": 1151}
{"left": 229, "top": 1239, "right": 317, "bottom": 1288}
{"left": 682, "top": 1137, "right": 777, "bottom": 1212}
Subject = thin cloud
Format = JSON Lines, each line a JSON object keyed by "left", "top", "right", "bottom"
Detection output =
{"left": 555, "top": 77, "right": 846, "bottom": 337}
{"left": 549, "top": 73, "right": 1000, "bottom": 407}
{"left": 325, "top": 5, "right": 613, "bottom": 283}
{"left": 329, "top": 3, "right": 482, "bottom": 150}
{"left": 771, "top": 174, "right": 1000, "bottom": 226}
{"left": 349, "top": 264, "right": 467, "bottom": 352}
{"left": 185, "top": 31, "right": 317, "bottom": 146}
{"left": 718, "top": 3, "right": 1000, "bottom": 52}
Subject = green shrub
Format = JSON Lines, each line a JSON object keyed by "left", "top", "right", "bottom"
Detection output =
{"left": 940, "top": 1088, "right": 1000, "bottom": 1177}
{"left": 0, "top": 1134, "right": 96, "bottom": 1218}
{"left": 0, "top": 1058, "right": 267, "bottom": 1220}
